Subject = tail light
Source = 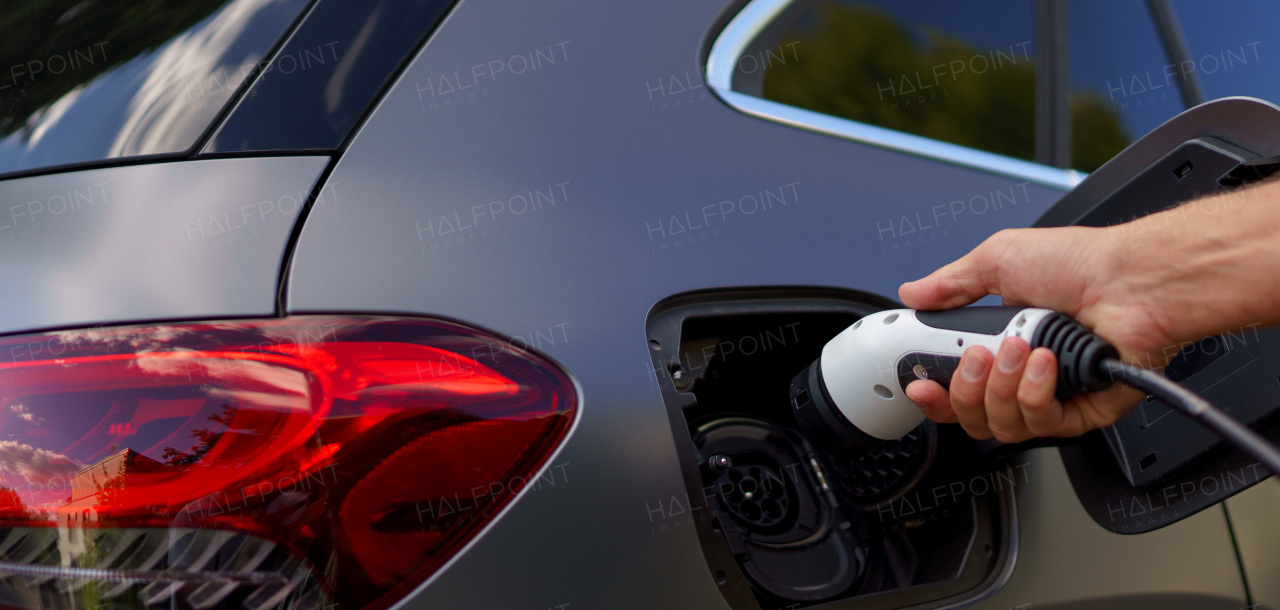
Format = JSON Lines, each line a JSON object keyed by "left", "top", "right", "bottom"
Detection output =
{"left": 0, "top": 316, "right": 576, "bottom": 610}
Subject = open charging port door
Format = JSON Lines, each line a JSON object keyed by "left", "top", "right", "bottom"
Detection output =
{"left": 1035, "top": 96, "right": 1280, "bottom": 534}
{"left": 646, "top": 289, "right": 1020, "bottom": 610}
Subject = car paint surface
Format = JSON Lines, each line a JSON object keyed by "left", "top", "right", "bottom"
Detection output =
{"left": 0, "top": 157, "right": 326, "bottom": 335}
{"left": 286, "top": 0, "right": 1253, "bottom": 608}
{"left": 0, "top": 0, "right": 1265, "bottom": 608}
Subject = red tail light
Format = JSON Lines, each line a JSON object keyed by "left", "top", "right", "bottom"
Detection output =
{"left": 0, "top": 316, "right": 576, "bottom": 610}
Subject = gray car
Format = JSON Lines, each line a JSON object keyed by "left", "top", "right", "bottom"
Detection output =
{"left": 0, "top": 0, "right": 1277, "bottom": 609}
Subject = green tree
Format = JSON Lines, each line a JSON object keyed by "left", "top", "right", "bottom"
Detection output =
{"left": 1070, "top": 91, "right": 1131, "bottom": 172}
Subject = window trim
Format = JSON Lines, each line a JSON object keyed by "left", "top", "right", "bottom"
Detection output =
{"left": 705, "top": 0, "right": 1084, "bottom": 190}
{"left": 1147, "top": 0, "right": 1204, "bottom": 107}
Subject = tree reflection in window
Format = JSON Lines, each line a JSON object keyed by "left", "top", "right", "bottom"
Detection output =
{"left": 762, "top": 2, "right": 1130, "bottom": 172}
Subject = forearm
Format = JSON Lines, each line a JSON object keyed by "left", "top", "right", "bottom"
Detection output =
{"left": 1108, "top": 176, "right": 1280, "bottom": 343}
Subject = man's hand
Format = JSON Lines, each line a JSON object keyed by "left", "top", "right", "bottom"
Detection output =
{"left": 898, "top": 226, "right": 1174, "bottom": 443}
{"left": 899, "top": 177, "right": 1280, "bottom": 443}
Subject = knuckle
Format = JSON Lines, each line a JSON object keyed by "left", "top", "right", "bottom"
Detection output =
{"left": 950, "top": 384, "right": 982, "bottom": 413}
{"left": 961, "top": 423, "right": 993, "bottom": 441}
{"left": 988, "top": 375, "right": 1018, "bottom": 401}
{"left": 1024, "top": 418, "right": 1057, "bottom": 437}
{"left": 1016, "top": 385, "right": 1046, "bottom": 410}
{"left": 987, "top": 423, "right": 1022, "bottom": 443}
{"left": 986, "top": 374, "right": 1020, "bottom": 406}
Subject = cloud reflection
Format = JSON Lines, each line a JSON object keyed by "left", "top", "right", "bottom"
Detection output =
{"left": 109, "top": 0, "right": 278, "bottom": 157}
{"left": 0, "top": 441, "right": 81, "bottom": 488}
{"left": 0, "top": 0, "right": 308, "bottom": 174}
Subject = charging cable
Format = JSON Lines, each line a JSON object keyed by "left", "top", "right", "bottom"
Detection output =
{"left": 1100, "top": 358, "right": 1280, "bottom": 476}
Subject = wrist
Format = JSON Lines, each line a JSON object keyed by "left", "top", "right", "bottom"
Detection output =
{"left": 1110, "top": 185, "right": 1280, "bottom": 341}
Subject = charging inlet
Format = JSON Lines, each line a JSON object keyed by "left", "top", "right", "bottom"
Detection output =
{"left": 646, "top": 288, "right": 1019, "bottom": 610}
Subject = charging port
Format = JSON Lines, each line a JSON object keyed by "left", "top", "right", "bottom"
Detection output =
{"left": 647, "top": 288, "right": 1018, "bottom": 610}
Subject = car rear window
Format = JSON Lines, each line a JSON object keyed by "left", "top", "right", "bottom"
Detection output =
{"left": 0, "top": 0, "right": 311, "bottom": 177}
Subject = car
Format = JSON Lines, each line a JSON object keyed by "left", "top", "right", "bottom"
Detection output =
{"left": 0, "top": 0, "right": 1278, "bottom": 608}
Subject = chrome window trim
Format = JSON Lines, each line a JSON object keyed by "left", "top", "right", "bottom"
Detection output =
{"left": 706, "top": 0, "right": 1085, "bottom": 190}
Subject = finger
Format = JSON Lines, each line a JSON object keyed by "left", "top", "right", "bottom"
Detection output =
{"left": 898, "top": 231, "right": 1011, "bottom": 310}
{"left": 1017, "top": 348, "right": 1065, "bottom": 436}
{"left": 950, "top": 346, "right": 994, "bottom": 439}
{"left": 905, "top": 379, "right": 957, "bottom": 423}
{"left": 984, "top": 338, "right": 1033, "bottom": 443}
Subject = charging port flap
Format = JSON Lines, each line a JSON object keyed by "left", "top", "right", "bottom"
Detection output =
{"left": 647, "top": 288, "right": 1018, "bottom": 610}
{"left": 1034, "top": 97, "right": 1280, "bottom": 534}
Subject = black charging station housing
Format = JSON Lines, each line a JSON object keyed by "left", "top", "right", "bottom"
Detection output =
{"left": 1035, "top": 97, "right": 1280, "bottom": 534}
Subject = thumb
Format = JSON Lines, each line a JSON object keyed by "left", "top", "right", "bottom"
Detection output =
{"left": 899, "top": 234, "right": 1008, "bottom": 310}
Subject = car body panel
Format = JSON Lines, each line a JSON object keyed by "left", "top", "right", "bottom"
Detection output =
{"left": 0, "top": 0, "right": 1257, "bottom": 608}
{"left": 980, "top": 449, "right": 1245, "bottom": 609}
{"left": 0, "top": 156, "right": 327, "bottom": 335}
{"left": 1225, "top": 478, "right": 1280, "bottom": 609}
{"left": 286, "top": 0, "right": 1251, "bottom": 607}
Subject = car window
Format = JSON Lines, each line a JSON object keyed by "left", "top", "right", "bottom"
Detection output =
{"left": 761, "top": 0, "right": 1038, "bottom": 163}
{"left": 1065, "top": 0, "right": 1185, "bottom": 172}
{"left": 1170, "top": 0, "right": 1279, "bottom": 105}
{"left": 0, "top": 0, "right": 311, "bottom": 177}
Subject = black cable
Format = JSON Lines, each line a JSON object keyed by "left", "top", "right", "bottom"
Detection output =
{"left": 1099, "top": 357, "right": 1280, "bottom": 477}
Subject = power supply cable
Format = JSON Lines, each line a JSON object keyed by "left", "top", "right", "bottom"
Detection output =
{"left": 1100, "top": 357, "right": 1280, "bottom": 476}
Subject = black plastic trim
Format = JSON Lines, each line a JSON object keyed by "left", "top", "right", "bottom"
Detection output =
{"left": 896, "top": 353, "right": 961, "bottom": 394}
{"left": 1034, "top": 97, "right": 1280, "bottom": 228}
{"left": 1034, "top": 0, "right": 1070, "bottom": 168}
{"left": 203, "top": 0, "right": 460, "bottom": 154}
{"left": 916, "top": 306, "right": 1020, "bottom": 335}
{"left": 1147, "top": 0, "right": 1204, "bottom": 107}
{"left": 792, "top": 359, "right": 883, "bottom": 457}
{"left": 187, "top": 0, "right": 324, "bottom": 155}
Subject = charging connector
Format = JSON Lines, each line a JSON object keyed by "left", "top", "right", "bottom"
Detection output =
{"left": 793, "top": 306, "right": 1280, "bottom": 479}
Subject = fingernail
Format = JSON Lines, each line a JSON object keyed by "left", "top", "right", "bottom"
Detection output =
{"left": 1028, "top": 351, "right": 1052, "bottom": 381}
{"left": 997, "top": 341, "right": 1026, "bottom": 373}
{"left": 961, "top": 353, "right": 988, "bottom": 382}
